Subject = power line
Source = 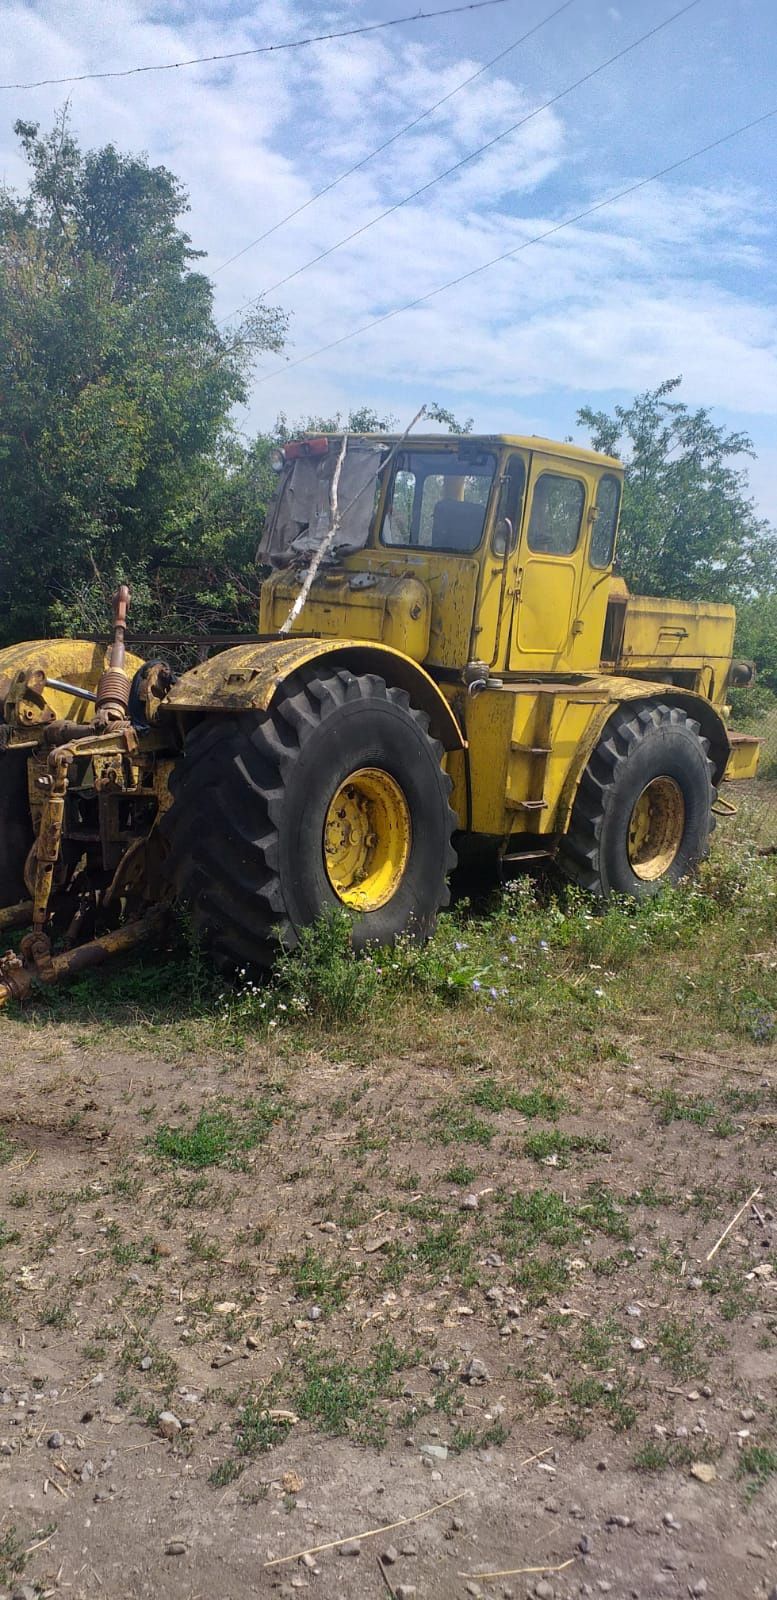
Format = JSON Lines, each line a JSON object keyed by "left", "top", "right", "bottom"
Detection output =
{"left": 222, "top": 0, "right": 704, "bottom": 322}
{"left": 253, "top": 104, "right": 777, "bottom": 385}
{"left": 212, "top": 0, "right": 577, "bottom": 276}
{"left": 0, "top": 0, "right": 515, "bottom": 91}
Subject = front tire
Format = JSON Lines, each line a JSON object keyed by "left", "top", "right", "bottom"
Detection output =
{"left": 559, "top": 702, "right": 715, "bottom": 898}
{"left": 161, "top": 668, "right": 458, "bottom": 969}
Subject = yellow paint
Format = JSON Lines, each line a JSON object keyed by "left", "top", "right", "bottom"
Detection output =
{"left": 614, "top": 593, "right": 736, "bottom": 707}
{"left": 164, "top": 636, "right": 464, "bottom": 750}
{"left": 0, "top": 639, "right": 144, "bottom": 728}
{"left": 323, "top": 766, "right": 411, "bottom": 910}
{"left": 260, "top": 568, "right": 431, "bottom": 660}
{"left": 627, "top": 776, "right": 686, "bottom": 880}
{"left": 3, "top": 433, "right": 755, "bottom": 934}
{"left": 246, "top": 431, "right": 754, "bottom": 849}
{"left": 723, "top": 735, "right": 761, "bottom": 782}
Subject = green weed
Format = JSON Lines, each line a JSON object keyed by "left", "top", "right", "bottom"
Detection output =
{"left": 524, "top": 1128, "right": 611, "bottom": 1164}
{"left": 737, "top": 1444, "right": 777, "bottom": 1499}
{"left": 153, "top": 1096, "right": 285, "bottom": 1169}
{"left": 285, "top": 1247, "right": 349, "bottom": 1310}
{"left": 431, "top": 1101, "right": 494, "bottom": 1147}
{"left": 656, "top": 1316, "right": 700, "bottom": 1377}
{"left": 467, "top": 1078, "right": 564, "bottom": 1119}
{"left": 294, "top": 1338, "right": 411, "bottom": 1447}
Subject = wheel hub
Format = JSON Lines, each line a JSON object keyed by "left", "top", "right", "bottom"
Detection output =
{"left": 323, "top": 767, "right": 411, "bottom": 911}
{"left": 627, "top": 775, "right": 685, "bottom": 881}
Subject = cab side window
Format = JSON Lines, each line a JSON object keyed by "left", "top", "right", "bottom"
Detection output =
{"left": 527, "top": 474, "right": 584, "bottom": 556}
{"left": 590, "top": 474, "right": 621, "bottom": 568}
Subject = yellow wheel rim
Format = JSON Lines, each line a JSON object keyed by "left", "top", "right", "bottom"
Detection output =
{"left": 323, "top": 767, "right": 411, "bottom": 911}
{"left": 627, "top": 776, "right": 685, "bottom": 881}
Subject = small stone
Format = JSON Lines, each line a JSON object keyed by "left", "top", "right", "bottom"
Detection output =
{"left": 626, "top": 1304, "right": 642, "bottom": 1317}
{"left": 630, "top": 1337, "right": 646, "bottom": 1352}
{"left": 460, "top": 1357, "right": 490, "bottom": 1385}
{"left": 662, "top": 1512, "right": 680, "bottom": 1531}
{"left": 157, "top": 1410, "right": 182, "bottom": 1438}
{"left": 688, "top": 1276, "right": 703, "bottom": 1289}
{"left": 165, "top": 1540, "right": 187, "bottom": 1556}
{"left": 381, "top": 1545, "right": 399, "bottom": 1565}
{"left": 246, "top": 1333, "right": 260, "bottom": 1349}
{"left": 214, "top": 1300, "right": 239, "bottom": 1314}
{"left": 338, "top": 1540, "right": 361, "bottom": 1557}
{"left": 451, "top": 1516, "right": 464, "bottom": 1531}
{"left": 461, "top": 1194, "right": 479, "bottom": 1211}
{"left": 606, "top": 1513, "right": 631, "bottom": 1528}
{"left": 689, "top": 1582, "right": 708, "bottom": 1597}
{"left": 12, "top": 1587, "right": 38, "bottom": 1600}
{"left": 47, "top": 1431, "right": 64, "bottom": 1449}
{"left": 420, "top": 1442, "right": 448, "bottom": 1460}
{"left": 740, "top": 1406, "right": 756, "bottom": 1421}
{"left": 534, "top": 1582, "right": 555, "bottom": 1599}
{"left": 395, "top": 1588, "right": 417, "bottom": 1600}
{"left": 690, "top": 1462, "right": 716, "bottom": 1483}
{"left": 80, "top": 1459, "right": 94, "bottom": 1481}
{"left": 400, "top": 1541, "right": 418, "bottom": 1556}
{"left": 0, "top": 1440, "right": 12, "bottom": 1455}
{"left": 319, "top": 1221, "right": 337, "bottom": 1234}
{"left": 596, "top": 1459, "right": 607, "bottom": 1471}
{"left": 299, "top": 1553, "right": 319, "bottom": 1571}
{"left": 579, "top": 1534, "right": 592, "bottom": 1554}
{"left": 139, "top": 1355, "right": 152, "bottom": 1371}
{"left": 465, "top": 1586, "right": 482, "bottom": 1599}
{"left": 307, "top": 1305, "right": 322, "bottom": 1321}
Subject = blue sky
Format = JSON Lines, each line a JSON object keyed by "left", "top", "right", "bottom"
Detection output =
{"left": 1, "top": 0, "right": 776, "bottom": 519}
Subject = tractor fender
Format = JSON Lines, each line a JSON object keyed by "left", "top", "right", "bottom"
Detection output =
{"left": 556, "top": 677, "right": 730, "bottom": 837}
{"left": 161, "top": 638, "right": 465, "bottom": 751}
{"left": 0, "top": 639, "right": 145, "bottom": 729}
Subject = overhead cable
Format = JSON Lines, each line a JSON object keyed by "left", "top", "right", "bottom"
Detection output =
{"left": 212, "top": 0, "right": 578, "bottom": 275}
{"left": 0, "top": 0, "right": 515, "bottom": 91}
{"left": 252, "top": 104, "right": 777, "bottom": 384}
{"left": 223, "top": 0, "right": 704, "bottom": 321}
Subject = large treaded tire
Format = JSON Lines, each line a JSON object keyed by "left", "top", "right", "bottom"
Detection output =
{"left": 0, "top": 748, "right": 33, "bottom": 905}
{"left": 558, "top": 701, "right": 715, "bottom": 898}
{"left": 161, "top": 667, "right": 458, "bottom": 970}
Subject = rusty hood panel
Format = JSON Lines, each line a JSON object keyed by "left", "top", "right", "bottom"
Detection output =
{"left": 161, "top": 637, "right": 464, "bottom": 750}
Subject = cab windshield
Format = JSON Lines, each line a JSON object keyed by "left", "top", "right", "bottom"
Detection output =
{"left": 381, "top": 448, "right": 496, "bottom": 553}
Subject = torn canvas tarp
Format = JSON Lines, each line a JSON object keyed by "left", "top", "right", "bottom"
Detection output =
{"left": 262, "top": 442, "right": 386, "bottom": 567}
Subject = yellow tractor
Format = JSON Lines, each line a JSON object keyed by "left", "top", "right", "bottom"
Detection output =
{"left": 0, "top": 430, "right": 761, "bottom": 1004}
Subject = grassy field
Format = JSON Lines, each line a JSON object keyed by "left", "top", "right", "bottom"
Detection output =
{"left": 0, "top": 788, "right": 775, "bottom": 1598}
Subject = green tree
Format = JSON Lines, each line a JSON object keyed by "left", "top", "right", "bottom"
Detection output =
{"left": 577, "top": 378, "right": 777, "bottom": 603}
{"left": 272, "top": 400, "right": 472, "bottom": 440}
{"left": 0, "top": 113, "right": 286, "bottom": 642}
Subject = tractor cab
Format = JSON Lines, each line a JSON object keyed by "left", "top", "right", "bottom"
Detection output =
{"left": 259, "top": 432, "right": 625, "bottom": 677}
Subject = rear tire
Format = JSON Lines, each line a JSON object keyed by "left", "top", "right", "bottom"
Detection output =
{"left": 161, "top": 667, "right": 458, "bottom": 970}
{"left": 559, "top": 701, "right": 715, "bottom": 898}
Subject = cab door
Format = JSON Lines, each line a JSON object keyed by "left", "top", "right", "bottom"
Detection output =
{"left": 471, "top": 451, "right": 527, "bottom": 666}
{"left": 509, "top": 453, "right": 597, "bottom": 673}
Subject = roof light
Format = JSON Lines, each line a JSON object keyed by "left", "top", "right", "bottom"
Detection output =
{"left": 283, "top": 436, "right": 330, "bottom": 461}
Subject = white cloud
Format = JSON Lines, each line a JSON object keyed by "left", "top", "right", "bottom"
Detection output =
{"left": 0, "top": 0, "right": 775, "bottom": 525}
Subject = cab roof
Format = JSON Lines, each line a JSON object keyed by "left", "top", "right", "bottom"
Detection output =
{"left": 303, "top": 432, "right": 623, "bottom": 472}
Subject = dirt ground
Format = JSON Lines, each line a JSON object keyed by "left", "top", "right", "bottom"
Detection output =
{"left": 0, "top": 998, "right": 775, "bottom": 1600}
